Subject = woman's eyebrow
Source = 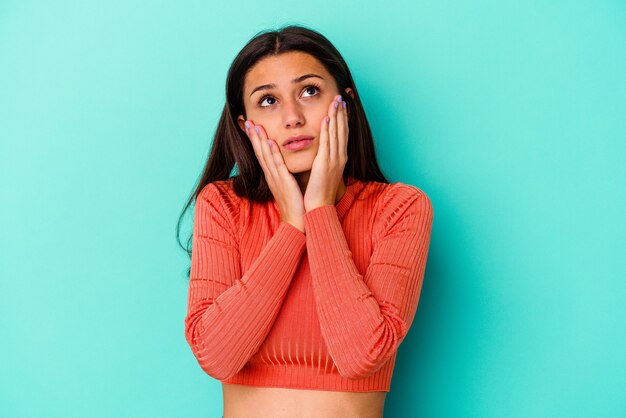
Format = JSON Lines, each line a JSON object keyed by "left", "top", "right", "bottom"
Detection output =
{"left": 249, "top": 74, "right": 325, "bottom": 97}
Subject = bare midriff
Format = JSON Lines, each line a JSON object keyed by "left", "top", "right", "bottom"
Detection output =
{"left": 222, "top": 383, "right": 386, "bottom": 418}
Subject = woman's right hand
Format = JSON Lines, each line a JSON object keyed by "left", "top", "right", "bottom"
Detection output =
{"left": 244, "top": 120, "right": 305, "bottom": 233}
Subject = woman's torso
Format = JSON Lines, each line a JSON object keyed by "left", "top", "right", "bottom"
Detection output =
{"left": 219, "top": 179, "right": 390, "bottom": 416}
{"left": 222, "top": 383, "right": 386, "bottom": 418}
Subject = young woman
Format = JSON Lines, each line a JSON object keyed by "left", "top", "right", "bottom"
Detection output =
{"left": 179, "top": 25, "right": 434, "bottom": 418}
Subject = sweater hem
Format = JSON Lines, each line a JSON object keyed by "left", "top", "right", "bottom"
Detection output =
{"left": 219, "top": 362, "right": 392, "bottom": 393}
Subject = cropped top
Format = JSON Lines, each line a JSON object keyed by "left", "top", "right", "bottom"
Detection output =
{"left": 184, "top": 176, "right": 434, "bottom": 392}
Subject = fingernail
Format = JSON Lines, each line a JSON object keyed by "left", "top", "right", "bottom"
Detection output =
{"left": 325, "top": 116, "right": 330, "bottom": 124}
{"left": 334, "top": 102, "right": 339, "bottom": 108}
{"left": 267, "top": 140, "right": 272, "bottom": 147}
{"left": 255, "top": 126, "right": 260, "bottom": 133}
{"left": 342, "top": 101, "right": 346, "bottom": 109}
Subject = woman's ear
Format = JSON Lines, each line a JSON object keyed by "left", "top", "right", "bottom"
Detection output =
{"left": 343, "top": 88, "right": 354, "bottom": 120}
{"left": 237, "top": 115, "right": 247, "bottom": 133}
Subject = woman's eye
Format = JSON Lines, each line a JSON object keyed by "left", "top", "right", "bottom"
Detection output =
{"left": 258, "top": 85, "right": 320, "bottom": 108}
{"left": 259, "top": 96, "right": 276, "bottom": 107}
{"left": 303, "top": 85, "right": 319, "bottom": 97}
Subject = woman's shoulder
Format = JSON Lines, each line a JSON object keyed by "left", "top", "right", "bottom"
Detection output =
{"left": 196, "top": 178, "right": 242, "bottom": 224}
{"left": 357, "top": 179, "right": 433, "bottom": 232}
{"left": 198, "top": 178, "right": 239, "bottom": 203}
{"left": 358, "top": 178, "right": 431, "bottom": 207}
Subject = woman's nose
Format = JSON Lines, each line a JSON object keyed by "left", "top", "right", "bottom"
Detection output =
{"left": 282, "top": 100, "right": 304, "bottom": 127}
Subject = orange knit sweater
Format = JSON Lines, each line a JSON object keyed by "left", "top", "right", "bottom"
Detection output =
{"left": 184, "top": 176, "right": 434, "bottom": 392}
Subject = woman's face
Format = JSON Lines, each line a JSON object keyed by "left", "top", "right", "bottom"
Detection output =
{"left": 237, "top": 51, "right": 353, "bottom": 174}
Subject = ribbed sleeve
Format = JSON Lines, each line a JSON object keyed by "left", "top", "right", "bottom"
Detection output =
{"left": 303, "top": 185, "right": 434, "bottom": 379}
{"left": 184, "top": 183, "right": 307, "bottom": 380}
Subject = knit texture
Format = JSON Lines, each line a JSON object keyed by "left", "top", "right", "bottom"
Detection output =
{"left": 184, "top": 176, "right": 434, "bottom": 392}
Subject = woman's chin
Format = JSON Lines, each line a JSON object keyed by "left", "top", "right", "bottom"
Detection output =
{"left": 286, "top": 163, "right": 313, "bottom": 174}
{"left": 284, "top": 154, "right": 314, "bottom": 174}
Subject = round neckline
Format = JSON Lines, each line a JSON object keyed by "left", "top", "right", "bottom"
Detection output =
{"left": 271, "top": 176, "right": 360, "bottom": 219}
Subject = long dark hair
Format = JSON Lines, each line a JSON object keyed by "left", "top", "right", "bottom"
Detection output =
{"left": 176, "top": 24, "right": 389, "bottom": 267}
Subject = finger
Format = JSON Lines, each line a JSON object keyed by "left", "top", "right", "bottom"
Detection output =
{"left": 244, "top": 121, "right": 264, "bottom": 166}
{"left": 245, "top": 120, "right": 272, "bottom": 178}
{"left": 343, "top": 99, "right": 349, "bottom": 159}
{"left": 328, "top": 95, "right": 340, "bottom": 162}
{"left": 336, "top": 98, "right": 347, "bottom": 163}
{"left": 269, "top": 137, "right": 290, "bottom": 176}
{"left": 254, "top": 124, "right": 280, "bottom": 181}
{"left": 319, "top": 111, "right": 330, "bottom": 161}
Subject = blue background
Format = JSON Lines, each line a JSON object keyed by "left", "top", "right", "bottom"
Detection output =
{"left": 1, "top": 1, "right": 624, "bottom": 417}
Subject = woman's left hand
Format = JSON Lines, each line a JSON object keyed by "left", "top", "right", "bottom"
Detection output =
{"left": 303, "top": 94, "right": 349, "bottom": 212}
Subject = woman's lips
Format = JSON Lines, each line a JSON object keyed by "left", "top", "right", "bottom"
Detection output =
{"left": 284, "top": 138, "right": 314, "bottom": 151}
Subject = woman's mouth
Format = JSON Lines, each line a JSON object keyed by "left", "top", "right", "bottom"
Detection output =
{"left": 283, "top": 136, "right": 314, "bottom": 151}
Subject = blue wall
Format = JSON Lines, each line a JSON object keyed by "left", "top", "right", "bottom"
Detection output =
{"left": 1, "top": 1, "right": 624, "bottom": 417}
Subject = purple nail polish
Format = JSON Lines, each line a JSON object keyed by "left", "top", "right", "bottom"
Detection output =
{"left": 342, "top": 101, "right": 346, "bottom": 109}
{"left": 334, "top": 102, "right": 339, "bottom": 108}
